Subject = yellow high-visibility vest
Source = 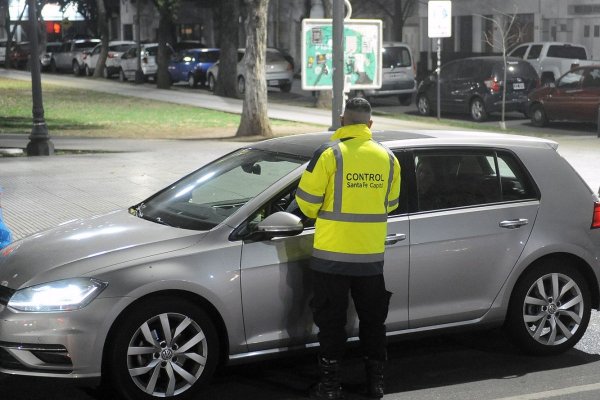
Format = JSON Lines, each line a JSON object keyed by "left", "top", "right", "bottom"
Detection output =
{"left": 296, "top": 124, "right": 401, "bottom": 263}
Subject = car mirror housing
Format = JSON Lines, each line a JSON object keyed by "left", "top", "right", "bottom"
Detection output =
{"left": 256, "top": 212, "right": 304, "bottom": 238}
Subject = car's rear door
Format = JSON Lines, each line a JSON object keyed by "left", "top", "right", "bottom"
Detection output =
{"left": 408, "top": 148, "right": 539, "bottom": 328}
{"left": 543, "top": 69, "right": 585, "bottom": 121}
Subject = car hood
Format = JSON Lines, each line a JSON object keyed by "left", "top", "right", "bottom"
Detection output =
{"left": 0, "top": 210, "right": 205, "bottom": 289}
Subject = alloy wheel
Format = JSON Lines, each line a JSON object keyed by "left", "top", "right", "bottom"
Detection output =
{"left": 522, "top": 272, "right": 585, "bottom": 346}
{"left": 127, "top": 312, "right": 208, "bottom": 397}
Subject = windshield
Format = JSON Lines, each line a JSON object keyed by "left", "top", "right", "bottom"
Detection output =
{"left": 132, "top": 148, "right": 307, "bottom": 231}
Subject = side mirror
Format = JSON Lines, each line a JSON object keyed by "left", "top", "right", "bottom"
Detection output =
{"left": 256, "top": 212, "right": 303, "bottom": 238}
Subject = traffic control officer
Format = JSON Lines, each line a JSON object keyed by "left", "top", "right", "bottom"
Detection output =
{"left": 296, "top": 97, "right": 401, "bottom": 399}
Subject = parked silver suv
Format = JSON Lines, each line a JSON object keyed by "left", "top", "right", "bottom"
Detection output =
{"left": 0, "top": 130, "right": 599, "bottom": 400}
{"left": 351, "top": 42, "right": 417, "bottom": 105}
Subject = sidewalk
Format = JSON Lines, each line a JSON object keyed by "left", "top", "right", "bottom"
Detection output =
{"left": 1, "top": 69, "right": 600, "bottom": 241}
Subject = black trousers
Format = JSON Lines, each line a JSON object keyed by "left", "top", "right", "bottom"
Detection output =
{"left": 311, "top": 270, "right": 392, "bottom": 361}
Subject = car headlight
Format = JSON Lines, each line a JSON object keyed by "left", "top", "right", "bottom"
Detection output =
{"left": 8, "top": 278, "right": 107, "bottom": 312}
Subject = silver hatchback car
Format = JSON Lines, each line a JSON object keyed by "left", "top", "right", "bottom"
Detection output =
{"left": 1, "top": 131, "right": 600, "bottom": 400}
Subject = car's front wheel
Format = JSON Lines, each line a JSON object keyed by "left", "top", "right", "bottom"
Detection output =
{"left": 237, "top": 76, "right": 246, "bottom": 96}
{"left": 530, "top": 103, "right": 548, "bottom": 127}
{"left": 106, "top": 297, "right": 219, "bottom": 400}
{"left": 188, "top": 74, "right": 197, "bottom": 88}
{"left": 470, "top": 97, "right": 488, "bottom": 122}
{"left": 207, "top": 74, "right": 216, "bottom": 92}
{"left": 506, "top": 260, "right": 591, "bottom": 355}
{"left": 416, "top": 94, "right": 432, "bottom": 116}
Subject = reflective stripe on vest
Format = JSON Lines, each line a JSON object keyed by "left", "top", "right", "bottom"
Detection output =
{"left": 313, "top": 248, "right": 385, "bottom": 263}
{"left": 317, "top": 210, "right": 388, "bottom": 223}
{"left": 296, "top": 187, "right": 324, "bottom": 204}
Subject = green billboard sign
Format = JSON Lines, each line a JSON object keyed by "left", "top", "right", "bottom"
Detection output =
{"left": 302, "top": 19, "right": 382, "bottom": 91}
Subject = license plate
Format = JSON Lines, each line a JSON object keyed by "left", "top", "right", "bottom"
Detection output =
{"left": 386, "top": 72, "right": 405, "bottom": 79}
{"left": 268, "top": 80, "right": 278, "bottom": 86}
{"left": 513, "top": 82, "right": 525, "bottom": 90}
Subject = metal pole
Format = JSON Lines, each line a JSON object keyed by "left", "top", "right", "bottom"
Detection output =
{"left": 26, "top": 0, "right": 54, "bottom": 156}
{"left": 135, "top": 0, "right": 144, "bottom": 83}
{"left": 330, "top": 0, "right": 344, "bottom": 131}
{"left": 436, "top": 38, "right": 441, "bottom": 120}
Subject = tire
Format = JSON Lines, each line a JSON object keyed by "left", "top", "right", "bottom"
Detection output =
{"left": 416, "top": 94, "right": 432, "bottom": 116}
{"left": 119, "top": 68, "right": 127, "bottom": 82}
{"left": 237, "top": 76, "right": 246, "bottom": 96}
{"left": 106, "top": 297, "right": 219, "bottom": 400}
{"left": 208, "top": 74, "right": 216, "bottom": 92}
{"left": 506, "top": 260, "right": 591, "bottom": 356}
{"left": 399, "top": 94, "right": 413, "bottom": 106}
{"left": 280, "top": 82, "right": 292, "bottom": 93}
{"left": 530, "top": 103, "right": 548, "bottom": 127}
{"left": 188, "top": 74, "right": 197, "bottom": 88}
{"left": 73, "top": 61, "right": 81, "bottom": 76}
{"left": 85, "top": 64, "right": 92, "bottom": 77}
{"left": 50, "top": 59, "right": 57, "bottom": 73}
{"left": 470, "top": 97, "right": 488, "bottom": 122}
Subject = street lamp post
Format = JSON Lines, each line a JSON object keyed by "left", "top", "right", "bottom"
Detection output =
{"left": 134, "top": 0, "right": 144, "bottom": 83}
{"left": 26, "top": 0, "right": 54, "bottom": 156}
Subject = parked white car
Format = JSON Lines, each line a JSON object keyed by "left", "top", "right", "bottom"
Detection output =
{"left": 40, "top": 42, "right": 62, "bottom": 71}
{"left": 118, "top": 43, "right": 174, "bottom": 82}
{"left": 206, "top": 48, "right": 294, "bottom": 94}
{"left": 83, "top": 40, "right": 136, "bottom": 78}
{"left": 50, "top": 38, "right": 101, "bottom": 75}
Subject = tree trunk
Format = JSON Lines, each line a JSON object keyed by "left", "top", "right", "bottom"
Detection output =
{"left": 236, "top": 0, "right": 273, "bottom": 138}
{"left": 92, "top": 0, "right": 109, "bottom": 78}
{"left": 156, "top": 5, "right": 174, "bottom": 89}
{"left": 215, "top": 0, "right": 240, "bottom": 98}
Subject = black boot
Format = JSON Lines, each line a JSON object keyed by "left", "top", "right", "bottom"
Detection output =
{"left": 364, "top": 358, "right": 385, "bottom": 399}
{"left": 310, "top": 356, "right": 344, "bottom": 400}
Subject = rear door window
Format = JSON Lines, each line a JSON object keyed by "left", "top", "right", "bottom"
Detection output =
{"left": 382, "top": 46, "right": 411, "bottom": 68}
{"left": 414, "top": 149, "right": 537, "bottom": 212}
{"left": 527, "top": 45, "right": 543, "bottom": 59}
{"left": 547, "top": 45, "right": 587, "bottom": 59}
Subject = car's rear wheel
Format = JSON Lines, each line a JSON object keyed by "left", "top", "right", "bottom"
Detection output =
{"left": 119, "top": 68, "right": 127, "bottom": 82}
{"left": 416, "top": 94, "right": 432, "bottom": 116}
{"left": 470, "top": 97, "right": 488, "bottom": 122}
{"left": 208, "top": 74, "right": 216, "bottom": 92}
{"left": 106, "top": 297, "right": 219, "bottom": 400}
{"left": 530, "top": 103, "right": 548, "bottom": 127}
{"left": 237, "top": 76, "right": 246, "bottom": 96}
{"left": 72, "top": 61, "right": 81, "bottom": 76}
{"left": 506, "top": 260, "right": 591, "bottom": 355}
{"left": 280, "top": 82, "right": 292, "bottom": 93}
{"left": 188, "top": 74, "right": 197, "bottom": 88}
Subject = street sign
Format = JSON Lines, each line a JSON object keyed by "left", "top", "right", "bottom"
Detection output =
{"left": 301, "top": 18, "right": 382, "bottom": 91}
{"left": 428, "top": 1, "right": 452, "bottom": 38}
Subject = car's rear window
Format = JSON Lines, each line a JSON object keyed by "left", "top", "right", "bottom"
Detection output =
{"left": 75, "top": 41, "right": 99, "bottom": 50}
{"left": 111, "top": 44, "right": 134, "bottom": 52}
{"left": 493, "top": 60, "right": 538, "bottom": 79}
{"left": 547, "top": 45, "right": 587, "bottom": 59}
{"left": 382, "top": 46, "right": 412, "bottom": 68}
{"left": 266, "top": 51, "right": 286, "bottom": 63}
{"left": 146, "top": 46, "right": 158, "bottom": 56}
{"left": 199, "top": 51, "right": 219, "bottom": 63}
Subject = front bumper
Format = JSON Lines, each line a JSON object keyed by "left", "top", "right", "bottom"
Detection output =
{"left": 0, "top": 297, "right": 123, "bottom": 378}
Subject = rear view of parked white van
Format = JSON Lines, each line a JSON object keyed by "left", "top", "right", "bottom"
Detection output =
{"left": 351, "top": 42, "right": 417, "bottom": 105}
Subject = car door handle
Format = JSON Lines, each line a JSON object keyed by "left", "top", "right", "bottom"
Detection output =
{"left": 499, "top": 219, "right": 529, "bottom": 229}
{"left": 385, "top": 233, "right": 406, "bottom": 245}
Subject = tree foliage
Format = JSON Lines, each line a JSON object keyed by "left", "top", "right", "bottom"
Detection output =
{"left": 351, "top": 0, "right": 416, "bottom": 41}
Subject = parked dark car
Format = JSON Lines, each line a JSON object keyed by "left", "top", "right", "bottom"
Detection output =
{"left": 168, "top": 48, "right": 219, "bottom": 87}
{"left": 416, "top": 56, "right": 539, "bottom": 122}
{"left": 528, "top": 65, "right": 600, "bottom": 127}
